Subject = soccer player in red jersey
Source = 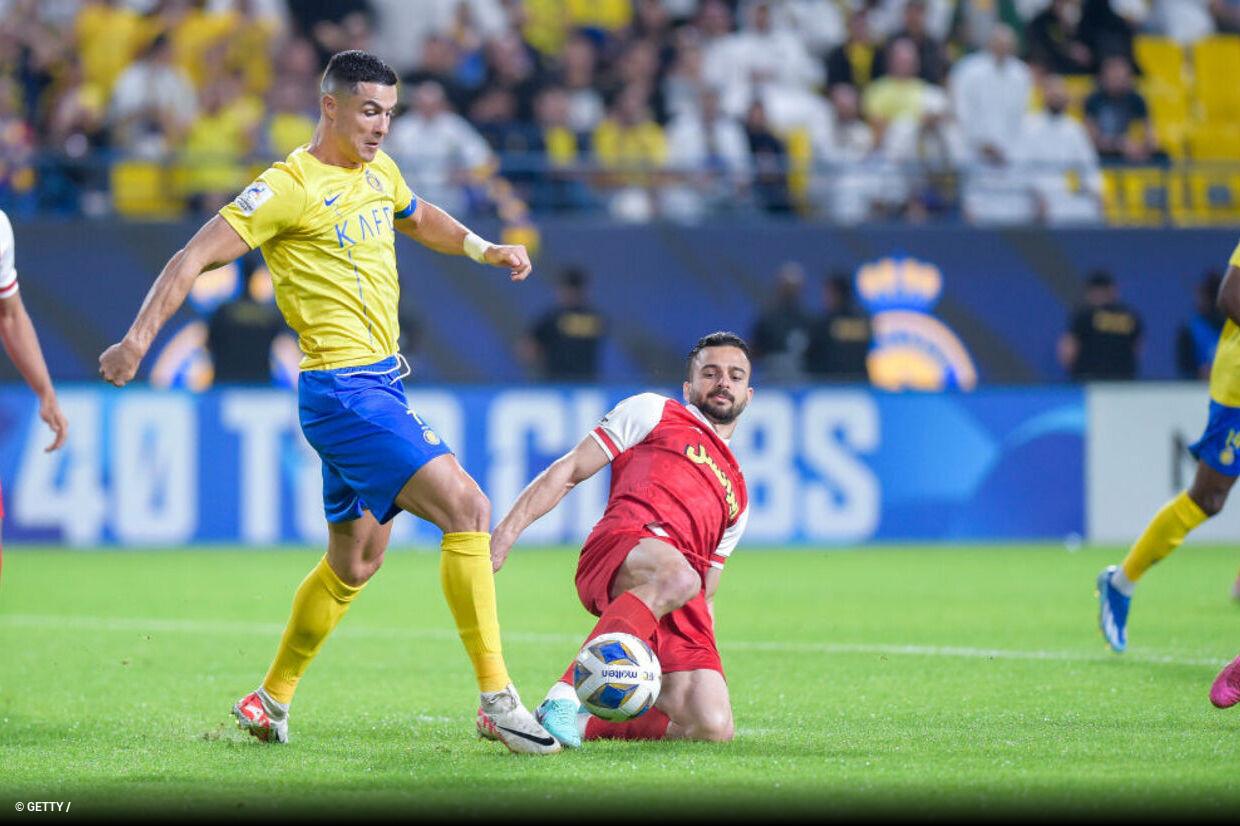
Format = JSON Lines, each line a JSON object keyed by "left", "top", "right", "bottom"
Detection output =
{"left": 0, "top": 209, "right": 69, "bottom": 585}
{"left": 490, "top": 331, "right": 752, "bottom": 746}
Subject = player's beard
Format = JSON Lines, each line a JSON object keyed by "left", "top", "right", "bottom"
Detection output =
{"left": 692, "top": 388, "right": 747, "bottom": 425}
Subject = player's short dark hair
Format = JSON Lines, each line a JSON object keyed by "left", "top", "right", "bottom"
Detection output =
{"left": 1086, "top": 269, "right": 1114, "bottom": 289}
{"left": 686, "top": 331, "right": 751, "bottom": 378}
{"left": 1202, "top": 269, "right": 1223, "bottom": 296}
{"left": 321, "top": 50, "right": 398, "bottom": 97}
{"left": 826, "top": 272, "right": 853, "bottom": 300}
{"left": 560, "top": 266, "right": 587, "bottom": 289}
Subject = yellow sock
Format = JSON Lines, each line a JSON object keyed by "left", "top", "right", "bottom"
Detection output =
{"left": 1121, "top": 491, "right": 1208, "bottom": 582}
{"left": 262, "top": 555, "right": 363, "bottom": 704}
{"left": 441, "top": 531, "right": 511, "bottom": 693}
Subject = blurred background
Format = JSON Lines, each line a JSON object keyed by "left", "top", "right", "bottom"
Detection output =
{"left": 0, "top": 0, "right": 1236, "bottom": 552}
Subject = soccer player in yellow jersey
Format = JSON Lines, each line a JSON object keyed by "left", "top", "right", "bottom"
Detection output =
{"left": 1097, "top": 239, "right": 1240, "bottom": 659}
{"left": 98, "top": 51, "right": 559, "bottom": 754}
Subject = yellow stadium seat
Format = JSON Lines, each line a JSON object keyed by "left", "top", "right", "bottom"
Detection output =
{"left": 1062, "top": 74, "right": 1095, "bottom": 122}
{"left": 1192, "top": 35, "right": 1240, "bottom": 121}
{"left": 1188, "top": 124, "right": 1240, "bottom": 161}
{"left": 1143, "top": 83, "right": 1190, "bottom": 159}
{"left": 1100, "top": 168, "right": 1122, "bottom": 223}
{"left": 1134, "top": 35, "right": 1187, "bottom": 89}
{"left": 783, "top": 126, "right": 813, "bottom": 214}
{"left": 1101, "top": 167, "right": 1172, "bottom": 226}
{"left": 1172, "top": 167, "right": 1240, "bottom": 225}
{"left": 110, "top": 160, "right": 186, "bottom": 219}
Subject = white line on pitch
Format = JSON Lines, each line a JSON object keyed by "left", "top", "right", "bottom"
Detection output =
{"left": 0, "top": 613, "right": 1228, "bottom": 668}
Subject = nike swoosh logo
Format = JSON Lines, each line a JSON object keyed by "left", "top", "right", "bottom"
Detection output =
{"left": 324, "top": 192, "right": 342, "bottom": 206}
{"left": 496, "top": 724, "right": 556, "bottom": 747}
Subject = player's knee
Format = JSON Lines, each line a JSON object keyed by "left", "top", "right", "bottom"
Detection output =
{"left": 1190, "top": 487, "right": 1228, "bottom": 517}
{"left": 337, "top": 553, "right": 383, "bottom": 587}
{"left": 687, "top": 707, "right": 734, "bottom": 742}
{"left": 447, "top": 485, "right": 491, "bottom": 533}
{"left": 658, "top": 565, "right": 700, "bottom": 611}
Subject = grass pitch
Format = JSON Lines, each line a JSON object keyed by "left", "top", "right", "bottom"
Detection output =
{"left": 2, "top": 543, "right": 1240, "bottom": 822}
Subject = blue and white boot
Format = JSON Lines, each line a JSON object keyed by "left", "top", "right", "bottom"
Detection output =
{"left": 535, "top": 683, "right": 584, "bottom": 749}
{"left": 1096, "top": 565, "right": 1132, "bottom": 653}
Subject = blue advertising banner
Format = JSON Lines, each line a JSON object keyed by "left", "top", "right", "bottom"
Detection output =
{"left": 0, "top": 384, "right": 1084, "bottom": 547}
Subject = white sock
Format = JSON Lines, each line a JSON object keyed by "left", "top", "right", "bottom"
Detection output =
{"left": 256, "top": 686, "right": 289, "bottom": 720}
{"left": 545, "top": 680, "right": 577, "bottom": 704}
{"left": 1110, "top": 566, "right": 1136, "bottom": 597}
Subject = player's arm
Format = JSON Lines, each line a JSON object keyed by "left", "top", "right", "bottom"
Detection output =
{"left": 0, "top": 292, "right": 67, "bottom": 451}
{"left": 99, "top": 216, "right": 250, "bottom": 387}
{"left": 490, "top": 435, "right": 610, "bottom": 572}
{"left": 394, "top": 199, "right": 532, "bottom": 282}
{"left": 1217, "top": 264, "right": 1240, "bottom": 326}
{"left": 703, "top": 567, "right": 721, "bottom": 622}
{"left": 704, "top": 506, "right": 747, "bottom": 620}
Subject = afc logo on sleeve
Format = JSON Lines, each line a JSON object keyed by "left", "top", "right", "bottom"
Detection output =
{"left": 233, "top": 181, "right": 274, "bottom": 216}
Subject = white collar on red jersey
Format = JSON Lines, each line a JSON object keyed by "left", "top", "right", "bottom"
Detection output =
{"left": 684, "top": 402, "right": 731, "bottom": 446}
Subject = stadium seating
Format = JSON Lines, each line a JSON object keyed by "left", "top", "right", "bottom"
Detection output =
{"left": 1100, "top": 167, "right": 1170, "bottom": 226}
{"left": 110, "top": 160, "right": 186, "bottom": 219}
{"left": 1187, "top": 123, "right": 1240, "bottom": 161}
{"left": 1191, "top": 35, "right": 1240, "bottom": 123}
{"left": 1134, "top": 35, "right": 1187, "bottom": 90}
{"left": 1061, "top": 74, "right": 1094, "bottom": 122}
{"left": 783, "top": 126, "right": 813, "bottom": 214}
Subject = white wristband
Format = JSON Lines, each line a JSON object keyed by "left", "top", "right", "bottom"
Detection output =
{"left": 462, "top": 231, "right": 492, "bottom": 264}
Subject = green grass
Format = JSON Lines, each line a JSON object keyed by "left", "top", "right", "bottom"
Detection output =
{"left": 2, "top": 543, "right": 1240, "bottom": 821}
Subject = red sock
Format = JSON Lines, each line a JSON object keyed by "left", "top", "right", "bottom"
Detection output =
{"left": 559, "top": 591, "right": 659, "bottom": 684}
{"left": 584, "top": 707, "right": 671, "bottom": 741}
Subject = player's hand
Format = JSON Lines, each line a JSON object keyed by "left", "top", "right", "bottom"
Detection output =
{"left": 489, "top": 531, "right": 515, "bottom": 573}
{"left": 483, "top": 244, "right": 532, "bottom": 282}
{"left": 98, "top": 338, "right": 144, "bottom": 387}
{"left": 38, "top": 394, "right": 68, "bottom": 452}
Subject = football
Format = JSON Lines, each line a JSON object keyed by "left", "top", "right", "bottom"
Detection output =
{"left": 572, "top": 632, "right": 662, "bottom": 721}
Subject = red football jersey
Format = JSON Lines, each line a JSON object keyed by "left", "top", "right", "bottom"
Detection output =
{"left": 586, "top": 393, "right": 749, "bottom": 572}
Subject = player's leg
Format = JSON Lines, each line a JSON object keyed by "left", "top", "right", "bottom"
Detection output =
{"left": 393, "top": 454, "right": 559, "bottom": 754}
{"left": 582, "top": 592, "right": 729, "bottom": 742}
{"left": 539, "top": 543, "right": 704, "bottom": 747}
{"left": 556, "top": 535, "right": 702, "bottom": 665}
{"left": 1098, "top": 459, "right": 1235, "bottom": 652}
{"left": 393, "top": 454, "right": 508, "bottom": 690}
{"left": 584, "top": 669, "right": 733, "bottom": 742}
{"left": 1211, "top": 651, "right": 1240, "bottom": 708}
{"left": 233, "top": 511, "right": 391, "bottom": 743}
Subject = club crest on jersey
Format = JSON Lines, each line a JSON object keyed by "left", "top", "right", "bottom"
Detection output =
{"left": 232, "top": 181, "right": 273, "bottom": 216}
{"left": 684, "top": 443, "right": 738, "bottom": 520}
{"left": 1222, "top": 429, "right": 1240, "bottom": 466}
{"left": 365, "top": 170, "right": 383, "bottom": 192}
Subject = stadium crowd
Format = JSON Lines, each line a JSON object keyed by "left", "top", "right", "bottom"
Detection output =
{"left": 0, "top": 0, "right": 1235, "bottom": 224}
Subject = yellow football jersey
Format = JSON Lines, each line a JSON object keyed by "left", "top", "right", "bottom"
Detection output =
{"left": 1209, "top": 241, "right": 1240, "bottom": 406}
{"left": 219, "top": 147, "right": 416, "bottom": 371}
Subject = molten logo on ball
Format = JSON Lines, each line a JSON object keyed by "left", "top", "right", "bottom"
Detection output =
{"left": 572, "top": 632, "right": 662, "bottom": 722}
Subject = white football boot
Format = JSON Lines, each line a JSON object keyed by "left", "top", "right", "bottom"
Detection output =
{"left": 476, "top": 684, "right": 561, "bottom": 755}
{"left": 231, "top": 687, "right": 289, "bottom": 744}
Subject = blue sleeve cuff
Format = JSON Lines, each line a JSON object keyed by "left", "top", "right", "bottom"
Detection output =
{"left": 393, "top": 197, "right": 416, "bottom": 220}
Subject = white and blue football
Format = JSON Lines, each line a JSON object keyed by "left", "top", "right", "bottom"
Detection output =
{"left": 572, "top": 632, "right": 662, "bottom": 722}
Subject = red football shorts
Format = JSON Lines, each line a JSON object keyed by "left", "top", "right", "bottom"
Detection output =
{"left": 575, "top": 530, "right": 723, "bottom": 676}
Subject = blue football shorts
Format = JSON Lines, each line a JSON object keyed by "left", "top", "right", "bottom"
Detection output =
{"left": 298, "top": 355, "right": 452, "bottom": 523}
{"left": 1188, "top": 399, "right": 1240, "bottom": 477}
